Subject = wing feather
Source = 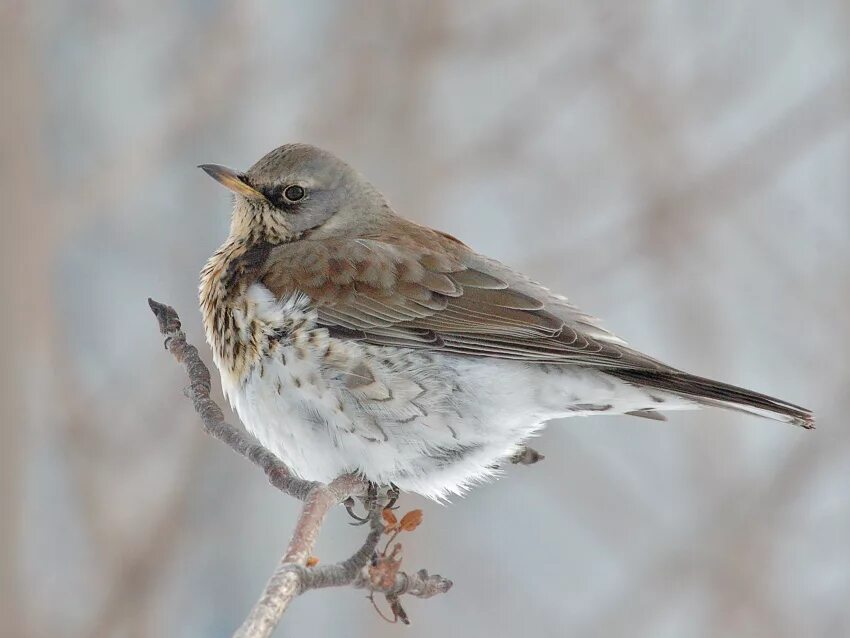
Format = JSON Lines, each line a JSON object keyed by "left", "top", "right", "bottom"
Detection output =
{"left": 260, "top": 236, "right": 664, "bottom": 370}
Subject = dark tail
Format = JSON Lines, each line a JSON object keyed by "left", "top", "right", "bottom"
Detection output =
{"left": 609, "top": 369, "right": 814, "bottom": 429}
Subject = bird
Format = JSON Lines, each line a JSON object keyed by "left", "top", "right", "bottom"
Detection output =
{"left": 198, "top": 143, "right": 813, "bottom": 500}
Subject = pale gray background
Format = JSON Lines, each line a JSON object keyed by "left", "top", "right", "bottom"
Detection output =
{"left": 2, "top": 1, "right": 848, "bottom": 637}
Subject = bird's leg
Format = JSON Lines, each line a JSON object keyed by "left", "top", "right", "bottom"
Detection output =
{"left": 510, "top": 445, "right": 545, "bottom": 465}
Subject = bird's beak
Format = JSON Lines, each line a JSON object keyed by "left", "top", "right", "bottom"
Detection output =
{"left": 198, "top": 164, "right": 267, "bottom": 201}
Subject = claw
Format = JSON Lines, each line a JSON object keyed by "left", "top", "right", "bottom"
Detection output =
{"left": 344, "top": 497, "right": 371, "bottom": 525}
{"left": 384, "top": 483, "right": 400, "bottom": 510}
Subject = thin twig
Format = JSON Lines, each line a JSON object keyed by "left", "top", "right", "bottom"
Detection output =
{"left": 352, "top": 567, "right": 453, "bottom": 599}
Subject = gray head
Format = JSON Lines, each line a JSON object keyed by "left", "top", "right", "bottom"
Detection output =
{"left": 200, "top": 143, "right": 387, "bottom": 241}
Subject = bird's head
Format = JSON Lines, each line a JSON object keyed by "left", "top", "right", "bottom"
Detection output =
{"left": 200, "top": 143, "right": 390, "bottom": 244}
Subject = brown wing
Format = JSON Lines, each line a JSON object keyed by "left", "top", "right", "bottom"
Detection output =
{"left": 260, "top": 236, "right": 666, "bottom": 370}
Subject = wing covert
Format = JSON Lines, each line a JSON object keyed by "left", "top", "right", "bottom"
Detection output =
{"left": 260, "top": 235, "right": 665, "bottom": 370}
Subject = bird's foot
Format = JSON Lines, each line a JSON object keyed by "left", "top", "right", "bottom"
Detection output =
{"left": 344, "top": 482, "right": 400, "bottom": 525}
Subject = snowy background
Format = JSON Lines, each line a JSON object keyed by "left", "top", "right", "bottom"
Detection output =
{"left": 2, "top": 2, "right": 848, "bottom": 637}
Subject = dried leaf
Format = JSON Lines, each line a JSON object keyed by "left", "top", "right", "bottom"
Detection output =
{"left": 399, "top": 509, "right": 423, "bottom": 532}
{"left": 306, "top": 556, "right": 319, "bottom": 567}
{"left": 382, "top": 508, "right": 398, "bottom": 532}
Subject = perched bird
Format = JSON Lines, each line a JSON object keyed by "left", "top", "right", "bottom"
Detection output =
{"left": 199, "top": 144, "right": 813, "bottom": 500}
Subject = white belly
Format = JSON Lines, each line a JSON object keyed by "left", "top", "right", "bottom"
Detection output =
{"left": 223, "top": 340, "right": 692, "bottom": 500}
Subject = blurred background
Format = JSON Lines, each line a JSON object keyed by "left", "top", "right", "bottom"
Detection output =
{"left": 2, "top": 1, "right": 848, "bottom": 637}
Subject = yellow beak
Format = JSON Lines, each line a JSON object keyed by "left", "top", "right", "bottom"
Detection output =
{"left": 199, "top": 164, "right": 267, "bottom": 201}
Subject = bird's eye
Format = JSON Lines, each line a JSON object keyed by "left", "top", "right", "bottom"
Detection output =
{"left": 283, "top": 185, "right": 305, "bottom": 202}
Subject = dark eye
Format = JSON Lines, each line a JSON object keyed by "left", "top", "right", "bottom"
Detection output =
{"left": 283, "top": 185, "right": 305, "bottom": 202}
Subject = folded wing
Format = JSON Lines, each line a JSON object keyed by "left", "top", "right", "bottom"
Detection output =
{"left": 260, "top": 235, "right": 663, "bottom": 369}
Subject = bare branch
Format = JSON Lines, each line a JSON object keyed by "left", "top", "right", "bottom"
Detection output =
{"left": 295, "top": 511, "right": 452, "bottom": 598}
{"left": 294, "top": 509, "right": 386, "bottom": 592}
{"left": 352, "top": 567, "right": 453, "bottom": 600}
{"left": 234, "top": 475, "right": 365, "bottom": 638}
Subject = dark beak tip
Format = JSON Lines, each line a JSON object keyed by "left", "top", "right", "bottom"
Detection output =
{"left": 198, "top": 163, "right": 244, "bottom": 180}
{"left": 197, "top": 163, "right": 264, "bottom": 200}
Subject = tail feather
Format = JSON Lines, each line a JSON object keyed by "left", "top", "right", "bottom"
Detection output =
{"left": 609, "top": 369, "right": 814, "bottom": 429}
